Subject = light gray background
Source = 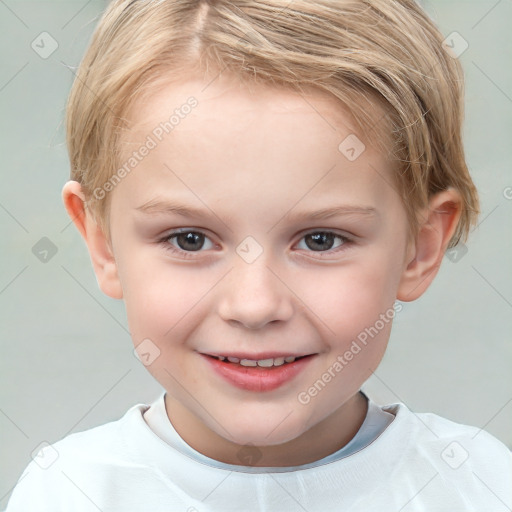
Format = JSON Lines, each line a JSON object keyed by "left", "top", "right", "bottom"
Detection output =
{"left": 1, "top": 0, "right": 511, "bottom": 508}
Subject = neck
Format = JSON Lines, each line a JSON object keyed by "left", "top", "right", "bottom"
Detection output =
{"left": 164, "top": 391, "right": 368, "bottom": 467}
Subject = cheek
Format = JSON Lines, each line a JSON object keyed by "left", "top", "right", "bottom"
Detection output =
{"left": 119, "top": 259, "right": 214, "bottom": 383}
{"left": 118, "top": 253, "right": 216, "bottom": 344}
{"left": 293, "top": 247, "right": 402, "bottom": 386}
{"left": 302, "top": 253, "right": 400, "bottom": 332}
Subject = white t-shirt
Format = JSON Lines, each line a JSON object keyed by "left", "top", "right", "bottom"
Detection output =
{"left": 6, "top": 393, "right": 512, "bottom": 511}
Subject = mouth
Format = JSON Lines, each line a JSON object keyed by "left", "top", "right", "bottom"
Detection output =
{"left": 200, "top": 352, "right": 317, "bottom": 392}
{"left": 202, "top": 353, "right": 313, "bottom": 368}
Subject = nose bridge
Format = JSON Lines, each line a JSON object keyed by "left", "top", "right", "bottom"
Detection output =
{"left": 217, "top": 249, "right": 294, "bottom": 329}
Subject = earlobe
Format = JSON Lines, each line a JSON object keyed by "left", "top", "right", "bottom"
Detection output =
{"left": 61, "top": 181, "right": 123, "bottom": 300}
{"left": 397, "top": 189, "right": 462, "bottom": 302}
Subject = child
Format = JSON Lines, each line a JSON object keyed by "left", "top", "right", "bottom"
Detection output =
{"left": 7, "top": 0, "right": 511, "bottom": 510}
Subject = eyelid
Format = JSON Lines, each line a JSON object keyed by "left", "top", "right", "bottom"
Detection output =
{"left": 293, "top": 230, "right": 353, "bottom": 259}
{"left": 159, "top": 229, "right": 217, "bottom": 249}
{"left": 296, "top": 227, "right": 354, "bottom": 240}
{"left": 157, "top": 230, "right": 215, "bottom": 260}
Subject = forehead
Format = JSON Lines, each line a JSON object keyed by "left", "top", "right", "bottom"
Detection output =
{"left": 121, "top": 72, "right": 389, "bottom": 152}
{"left": 113, "top": 73, "right": 398, "bottom": 220}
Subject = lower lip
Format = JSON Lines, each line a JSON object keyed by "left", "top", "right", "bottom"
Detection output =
{"left": 202, "top": 354, "right": 315, "bottom": 392}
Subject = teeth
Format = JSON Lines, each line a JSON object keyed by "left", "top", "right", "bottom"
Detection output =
{"left": 231, "top": 356, "right": 298, "bottom": 367}
{"left": 210, "top": 354, "right": 304, "bottom": 367}
{"left": 240, "top": 359, "right": 258, "bottom": 367}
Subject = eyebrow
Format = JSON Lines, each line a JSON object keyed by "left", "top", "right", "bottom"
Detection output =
{"left": 286, "top": 205, "right": 377, "bottom": 221}
{"left": 135, "top": 198, "right": 377, "bottom": 221}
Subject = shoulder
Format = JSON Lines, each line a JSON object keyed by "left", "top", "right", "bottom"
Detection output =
{"left": 384, "top": 402, "right": 512, "bottom": 508}
{"left": 45, "top": 401, "right": 149, "bottom": 460}
{"left": 6, "top": 402, "right": 150, "bottom": 511}
{"left": 405, "top": 406, "right": 512, "bottom": 468}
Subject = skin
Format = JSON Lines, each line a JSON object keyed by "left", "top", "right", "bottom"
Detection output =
{"left": 62, "top": 72, "right": 461, "bottom": 467}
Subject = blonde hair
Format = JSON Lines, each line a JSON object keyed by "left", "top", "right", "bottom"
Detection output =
{"left": 66, "top": 0, "right": 479, "bottom": 247}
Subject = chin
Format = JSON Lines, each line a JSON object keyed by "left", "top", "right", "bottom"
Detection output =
{"left": 219, "top": 415, "right": 310, "bottom": 448}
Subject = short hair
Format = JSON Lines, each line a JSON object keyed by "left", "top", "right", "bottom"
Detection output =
{"left": 66, "top": 0, "right": 479, "bottom": 247}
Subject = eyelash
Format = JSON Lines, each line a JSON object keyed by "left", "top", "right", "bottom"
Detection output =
{"left": 157, "top": 229, "right": 353, "bottom": 260}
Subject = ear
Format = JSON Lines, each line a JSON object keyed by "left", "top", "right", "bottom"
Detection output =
{"left": 61, "top": 181, "right": 123, "bottom": 299}
{"left": 397, "top": 188, "right": 462, "bottom": 302}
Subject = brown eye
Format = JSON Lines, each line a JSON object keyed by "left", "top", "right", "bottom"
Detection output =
{"left": 173, "top": 232, "right": 205, "bottom": 251}
{"left": 304, "top": 232, "right": 336, "bottom": 251}
{"left": 298, "top": 231, "right": 348, "bottom": 252}
{"left": 159, "top": 230, "right": 215, "bottom": 258}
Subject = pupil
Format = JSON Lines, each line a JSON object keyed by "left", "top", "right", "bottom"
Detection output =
{"left": 177, "top": 232, "right": 204, "bottom": 251}
{"left": 306, "top": 232, "right": 334, "bottom": 251}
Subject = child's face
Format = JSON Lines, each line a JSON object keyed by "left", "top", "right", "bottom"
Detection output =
{"left": 106, "top": 73, "right": 412, "bottom": 452}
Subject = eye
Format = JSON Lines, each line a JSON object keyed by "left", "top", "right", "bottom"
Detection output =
{"left": 158, "top": 229, "right": 352, "bottom": 260}
{"left": 159, "top": 230, "right": 214, "bottom": 258}
{"left": 296, "top": 231, "right": 350, "bottom": 254}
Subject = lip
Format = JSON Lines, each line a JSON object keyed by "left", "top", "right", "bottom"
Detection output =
{"left": 202, "top": 351, "right": 309, "bottom": 360}
{"left": 201, "top": 353, "right": 316, "bottom": 392}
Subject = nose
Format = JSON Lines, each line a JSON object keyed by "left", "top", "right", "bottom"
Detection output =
{"left": 217, "top": 257, "right": 294, "bottom": 330}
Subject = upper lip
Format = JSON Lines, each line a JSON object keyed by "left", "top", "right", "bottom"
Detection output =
{"left": 200, "top": 352, "right": 315, "bottom": 360}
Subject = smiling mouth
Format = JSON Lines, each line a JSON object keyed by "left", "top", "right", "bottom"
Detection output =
{"left": 203, "top": 354, "right": 312, "bottom": 368}
{"left": 201, "top": 352, "right": 316, "bottom": 392}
